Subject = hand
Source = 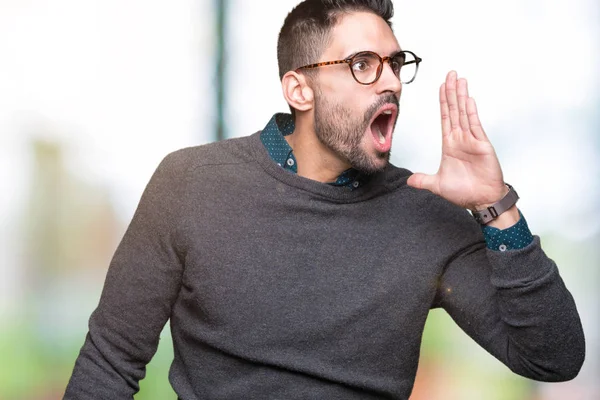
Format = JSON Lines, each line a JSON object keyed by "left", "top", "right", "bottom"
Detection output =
{"left": 407, "top": 71, "right": 507, "bottom": 210}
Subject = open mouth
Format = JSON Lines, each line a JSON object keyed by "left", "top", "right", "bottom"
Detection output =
{"left": 368, "top": 104, "right": 398, "bottom": 152}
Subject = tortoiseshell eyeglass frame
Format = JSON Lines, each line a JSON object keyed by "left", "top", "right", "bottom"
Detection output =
{"left": 296, "top": 50, "right": 422, "bottom": 85}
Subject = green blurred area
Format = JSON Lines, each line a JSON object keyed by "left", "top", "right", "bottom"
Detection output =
{"left": 0, "top": 321, "right": 176, "bottom": 400}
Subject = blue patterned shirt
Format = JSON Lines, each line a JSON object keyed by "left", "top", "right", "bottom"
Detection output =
{"left": 259, "top": 113, "right": 533, "bottom": 251}
{"left": 260, "top": 113, "right": 366, "bottom": 189}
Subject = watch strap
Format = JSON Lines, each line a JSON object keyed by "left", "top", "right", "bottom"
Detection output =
{"left": 471, "top": 183, "right": 519, "bottom": 225}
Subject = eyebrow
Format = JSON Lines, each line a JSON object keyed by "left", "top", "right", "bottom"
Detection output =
{"left": 343, "top": 49, "right": 403, "bottom": 60}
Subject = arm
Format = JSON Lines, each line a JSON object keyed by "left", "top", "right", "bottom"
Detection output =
{"left": 64, "top": 152, "right": 188, "bottom": 399}
{"left": 408, "top": 71, "right": 585, "bottom": 380}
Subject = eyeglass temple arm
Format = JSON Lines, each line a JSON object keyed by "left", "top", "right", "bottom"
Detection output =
{"left": 299, "top": 60, "right": 348, "bottom": 70}
{"left": 402, "top": 57, "right": 422, "bottom": 66}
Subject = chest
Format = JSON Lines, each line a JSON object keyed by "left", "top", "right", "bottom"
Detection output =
{"left": 177, "top": 184, "right": 447, "bottom": 343}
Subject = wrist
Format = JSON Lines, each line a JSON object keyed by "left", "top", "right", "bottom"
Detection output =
{"left": 486, "top": 205, "right": 520, "bottom": 229}
{"left": 470, "top": 183, "right": 520, "bottom": 225}
{"left": 473, "top": 185, "right": 510, "bottom": 211}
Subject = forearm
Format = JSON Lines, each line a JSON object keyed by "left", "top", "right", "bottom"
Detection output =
{"left": 65, "top": 326, "right": 142, "bottom": 399}
{"left": 64, "top": 245, "right": 181, "bottom": 398}
{"left": 485, "top": 237, "right": 585, "bottom": 380}
{"left": 437, "top": 236, "right": 585, "bottom": 382}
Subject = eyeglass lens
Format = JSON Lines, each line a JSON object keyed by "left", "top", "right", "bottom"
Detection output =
{"left": 350, "top": 52, "right": 417, "bottom": 84}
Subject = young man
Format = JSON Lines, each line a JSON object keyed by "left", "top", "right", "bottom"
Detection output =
{"left": 65, "top": 0, "right": 585, "bottom": 398}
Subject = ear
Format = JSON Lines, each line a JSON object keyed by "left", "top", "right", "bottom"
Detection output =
{"left": 281, "top": 71, "right": 314, "bottom": 113}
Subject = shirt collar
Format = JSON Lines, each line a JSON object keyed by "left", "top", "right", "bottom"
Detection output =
{"left": 260, "top": 113, "right": 367, "bottom": 189}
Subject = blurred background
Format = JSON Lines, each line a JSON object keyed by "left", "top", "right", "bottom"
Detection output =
{"left": 0, "top": 0, "right": 598, "bottom": 399}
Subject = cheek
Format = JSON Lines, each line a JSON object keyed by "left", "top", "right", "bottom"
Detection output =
{"left": 318, "top": 69, "right": 363, "bottom": 99}
{"left": 316, "top": 77, "right": 373, "bottom": 119}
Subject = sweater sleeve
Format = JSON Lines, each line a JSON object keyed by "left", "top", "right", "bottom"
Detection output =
{"left": 64, "top": 152, "right": 188, "bottom": 399}
{"left": 433, "top": 231, "right": 585, "bottom": 382}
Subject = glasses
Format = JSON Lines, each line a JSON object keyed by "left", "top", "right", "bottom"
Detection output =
{"left": 296, "top": 50, "right": 422, "bottom": 85}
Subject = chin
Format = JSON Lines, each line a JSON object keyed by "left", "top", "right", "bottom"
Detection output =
{"left": 371, "top": 152, "right": 391, "bottom": 172}
{"left": 350, "top": 149, "right": 390, "bottom": 175}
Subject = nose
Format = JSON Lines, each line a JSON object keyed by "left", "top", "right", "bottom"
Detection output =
{"left": 376, "top": 61, "right": 402, "bottom": 95}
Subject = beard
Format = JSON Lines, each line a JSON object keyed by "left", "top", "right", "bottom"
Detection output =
{"left": 313, "top": 89, "right": 399, "bottom": 174}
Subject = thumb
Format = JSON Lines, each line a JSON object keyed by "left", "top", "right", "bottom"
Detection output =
{"left": 407, "top": 173, "right": 439, "bottom": 194}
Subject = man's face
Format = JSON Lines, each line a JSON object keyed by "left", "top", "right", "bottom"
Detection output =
{"left": 311, "top": 12, "right": 402, "bottom": 174}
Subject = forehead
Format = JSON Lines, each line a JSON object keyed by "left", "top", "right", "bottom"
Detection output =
{"left": 325, "top": 11, "right": 400, "bottom": 59}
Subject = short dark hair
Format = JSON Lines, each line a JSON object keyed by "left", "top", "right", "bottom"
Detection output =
{"left": 277, "top": 0, "right": 394, "bottom": 80}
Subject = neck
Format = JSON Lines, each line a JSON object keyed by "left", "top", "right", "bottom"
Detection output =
{"left": 285, "top": 117, "right": 351, "bottom": 183}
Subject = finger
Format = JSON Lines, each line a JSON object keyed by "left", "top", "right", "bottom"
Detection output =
{"left": 466, "top": 97, "right": 488, "bottom": 141}
{"left": 445, "top": 71, "right": 460, "bottom": 130}
{"left": 457, "top": 78, "right": 470, "bottom": 131}
{"left": 439, "top": 83, "right": 451, "bottom": 137}
{"left": 407, "top": 173, "right": 439, "bottom": 194}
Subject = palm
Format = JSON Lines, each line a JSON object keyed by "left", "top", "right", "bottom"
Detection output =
{"left": 408, "top": 71, "right": 506, "bottom": 210}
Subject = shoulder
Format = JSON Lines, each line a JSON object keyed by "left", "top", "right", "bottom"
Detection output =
{"left": 158, "top": 134, "right": 257, "bottom": 176}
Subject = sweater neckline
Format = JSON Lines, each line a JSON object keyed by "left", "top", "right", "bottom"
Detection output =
{"left": 246, "top": 130, "right": 411, "bottom": 203}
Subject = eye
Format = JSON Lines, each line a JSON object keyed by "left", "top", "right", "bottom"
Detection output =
{"left": 391, "top": 54, "right": 406, "bottom": 75}
{"left": 352, "top": 60, "right": 370, "bottom": 72}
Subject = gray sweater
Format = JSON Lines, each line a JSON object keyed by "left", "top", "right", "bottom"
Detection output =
{"left": 65, "top": 132, "right": 585, "bottom": 399}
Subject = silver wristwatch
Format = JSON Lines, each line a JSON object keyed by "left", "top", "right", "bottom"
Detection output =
{"left": 471, "top": 183, "right": 519, "bottom": 225}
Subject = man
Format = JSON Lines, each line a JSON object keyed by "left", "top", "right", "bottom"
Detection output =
{"left": 64, "top": 0, "right": 585, "bottom": 398}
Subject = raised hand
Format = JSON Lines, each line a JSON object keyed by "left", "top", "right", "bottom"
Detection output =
{"left": 407, "top": 71, "right": 508, "bottom": 211}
